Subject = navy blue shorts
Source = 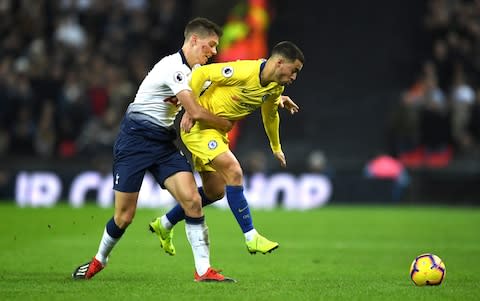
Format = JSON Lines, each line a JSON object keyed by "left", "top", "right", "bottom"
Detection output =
{"left": 112, "top": 112, "right": 192, "bottom": 192}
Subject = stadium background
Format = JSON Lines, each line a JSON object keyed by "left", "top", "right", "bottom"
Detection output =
{"left": 0, "top": 0, "right": 479, "bottom": 206}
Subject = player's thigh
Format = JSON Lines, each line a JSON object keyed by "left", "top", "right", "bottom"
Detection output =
{"left": 164, "top": 171, "right": 202, "bottom": 216}
{"left": 148, "top": 142, "right": 192, "bottom": 189}
{"left": 210, "top": 150, "right": 244, "bottom": 185}
{"left": 113, "top": 132, "right": 153, "bottom": 193}
{"left": 200, "top": 171, "right": 226, "bottom": 200}
{"left": 181, "top": 128, "right": 229, "bottom": 169}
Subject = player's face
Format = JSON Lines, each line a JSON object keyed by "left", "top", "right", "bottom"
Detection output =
{"left": 194, "top": 34, "right": 219, "bottom": 65}
{"left": 275, "top": 59, "right": 303, "bottom": 86}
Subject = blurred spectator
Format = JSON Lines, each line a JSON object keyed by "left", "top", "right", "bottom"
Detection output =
{"left": 34, "top": 100, "right": 57, "bottom": 158}
{"left": 392, "top": 0, "right": 480, "bottom": 167}
{"left": 419, "top": 75, "right": 452, "bottom": 168}
{"left": 423, "top": 0, "right": 451, "bottom": 41}
{"left": 56, "top": 71, "right": 90, "bottom": 158}
{"left": 0, "top": 1, "right": 189, "bottom": 161}
{"left": 431, "top": 39, "right": 453, "bottom": 91}
{"left": 105, "top": 64, "right": 135, "bottom": 112}
{"left": 149, "top": 0, "right": 186, "bottom": 57}
{"left": 54, "top": 14, "right": 87, "bottom": 50}
{"left": 76, "top": 106, "right": 121, "bottom": 156}
{"left": 467, "top": 88, "right": 480, "bottom": 154}
{"left": 306, "top": 150, "right": 334, "bottom": 178}
{"left": 387, "top": 62, "right": 433, "bottom": 167}
{"left": 363, "top": 153, "right": 410, "bottom": 202}
{"left": 9, "top": 105, "right": 35, "bottom": 155}
{"left": 387, "top": 91, "right": 423, "bottom": 164}
{"left": 450, "top": 66, "right": 475, "bottom": 153}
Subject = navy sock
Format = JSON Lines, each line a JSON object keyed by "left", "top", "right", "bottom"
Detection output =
{"left": 185, "top": 215, "right": 205, "bottom": 225}
{"left": 165, "top": 203, "right": 185, "bottom": 226}
{"left": 106, "top": 217, "right": 125, "bottom": 239}
{"left": 198, "top": 187, "right": 216, "bottom": 207}
{"left": 166, "top": 187, "right": 216, "bottom": 225}
{"left": 226, "top": 185, "right": 254, "bottom": 233}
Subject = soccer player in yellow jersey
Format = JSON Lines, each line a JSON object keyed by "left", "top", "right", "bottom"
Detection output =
{"left": 150, "top": 41, "right": 304, "bottom": 255}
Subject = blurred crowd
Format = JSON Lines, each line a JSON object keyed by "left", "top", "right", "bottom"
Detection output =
{"left": 387, "top": 0, "right": 480, "bottom": 168}
{"left": 0, "top": 0, "right": 189, "bottom": 159}
{"left": 3, "top": 0, "right": 480, "bottom": 173}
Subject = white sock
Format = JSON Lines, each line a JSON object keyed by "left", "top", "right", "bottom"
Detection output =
{"left": 94, "top": 228, "right": 119, "bottom": 266}
{"left": 244, "top": 228, "right": 258, "bottom": 242}
{"left": 185, "top": 222, "right": 210, "bottom": 276}
{"left": 161, "top": 215, "right": 173, "bottom": 230}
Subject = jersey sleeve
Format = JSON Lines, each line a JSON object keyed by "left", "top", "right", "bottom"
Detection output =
{"left": 189, "top": 61, "right": 247, "bottom": 97}
{"left": 261, "top": 95, "right": 283, "bottom": 153}
{"left": 164, "top": 64, "right": 192, "bottom": 95}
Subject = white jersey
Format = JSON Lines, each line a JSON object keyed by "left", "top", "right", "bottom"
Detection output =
{"left": 127, "top": 50, "right": 192, "bottom": 128}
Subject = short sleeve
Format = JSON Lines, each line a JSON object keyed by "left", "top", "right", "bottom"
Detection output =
{"left": 165, "top": 64, "right": 192, "bottom": 95}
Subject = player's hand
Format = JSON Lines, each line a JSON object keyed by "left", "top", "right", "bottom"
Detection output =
{"left": 279, "top": 95, "right": 299, "bottom": 115}
{"left": 222, "top": 119, "right": 235, "bottom": 132}
{"left": 181, "top": 112, "right": 195, "bottom": 133}
{"left": 274, "top": 151, "right": 287, "bottom": 168}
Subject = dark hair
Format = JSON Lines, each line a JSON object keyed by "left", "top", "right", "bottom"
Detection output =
{"left": 184, "top": 17, "right": 223, "bottom": 39}
{"left": 271, "top": 41, "right": 304, "bottom": 63}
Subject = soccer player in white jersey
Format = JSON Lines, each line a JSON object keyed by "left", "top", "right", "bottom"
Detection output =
{"left": 72, "top": 17, "right": 235, "bottom": 282}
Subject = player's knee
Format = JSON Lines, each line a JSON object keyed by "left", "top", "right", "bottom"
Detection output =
{"left": 115, "top": 211, "right": 135, "bottom": 228}
{"left": 181, "top": 192, "right": 203, "bottom": 217}
{"left": 225, "top": 165, "right": 244, "bottom": 185}
{"left": 183, "top": 201, "right": 202, "bottom": 217}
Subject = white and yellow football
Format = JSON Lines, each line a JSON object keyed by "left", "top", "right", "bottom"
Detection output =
{"left": 410, "top": 253, "right": 446, "bottom": 286}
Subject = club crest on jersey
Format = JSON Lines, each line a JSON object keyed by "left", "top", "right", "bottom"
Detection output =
{"left": 208, "top": 140, "right": 218, "bottom": 150}
{"left": 173, "top": 71, "right": 185, "bottom": 83}
{"left": 222, "top": 66, "right": 233, "bottom": 78}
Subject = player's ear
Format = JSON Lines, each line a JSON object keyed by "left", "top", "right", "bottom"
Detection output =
{"left": 190, "top": 34, "right": 198, "bottom": 46}
{"left": 276, "top": 57, "right": 284, "bottom": 67}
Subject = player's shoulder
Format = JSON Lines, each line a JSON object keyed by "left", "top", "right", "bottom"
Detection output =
{"left": 150, "top": 52, "right": 191, "bottom": 78}
{"left": 225, "top": 59, "right": 263, "bottom": 69}
{"left": 155, "top": 52, "right": 188, "bottom": 70}
{"left": 209, "top": 59, "right": 262, "bottom": 78}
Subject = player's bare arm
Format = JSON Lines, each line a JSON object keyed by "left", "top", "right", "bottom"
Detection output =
{"left": 177, "top": 90, "right": 233, "bottom": 132}
{"left": 279, "top": 95, "right": 299, "bottom": 114}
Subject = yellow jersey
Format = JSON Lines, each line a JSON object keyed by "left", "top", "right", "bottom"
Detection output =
{"left": 190, "top": 59, "right": 284, "bottom": 152}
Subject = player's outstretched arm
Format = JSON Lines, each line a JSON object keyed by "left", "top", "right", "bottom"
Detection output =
{"left": 279, "top": 95, "right": 299, "bottom": 114}
{"left": 177, "top": 90, "right": 233, "bottom": 132}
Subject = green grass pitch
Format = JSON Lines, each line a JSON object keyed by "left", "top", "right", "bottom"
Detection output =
{"left": 0, "top": 203, "right": 479, "bottom": 300}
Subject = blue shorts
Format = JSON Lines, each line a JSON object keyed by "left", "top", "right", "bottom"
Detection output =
{"left": 112, "top": 112, "right": 192, "bottom": 192}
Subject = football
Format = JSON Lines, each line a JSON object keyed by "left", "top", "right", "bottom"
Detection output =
{"left": 410, "top": 253, "right": 446, "bottom": 286}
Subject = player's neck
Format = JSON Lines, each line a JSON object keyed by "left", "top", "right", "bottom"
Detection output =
{"left": 260, "top": 60, "right": 274, "bottom": 86}
{"left": 181, "top": 46, "right": 195, "bottom": 69}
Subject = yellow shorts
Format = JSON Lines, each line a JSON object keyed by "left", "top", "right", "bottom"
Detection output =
{"left": 180, "top": 125, "right": 229, "bottom": 172}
